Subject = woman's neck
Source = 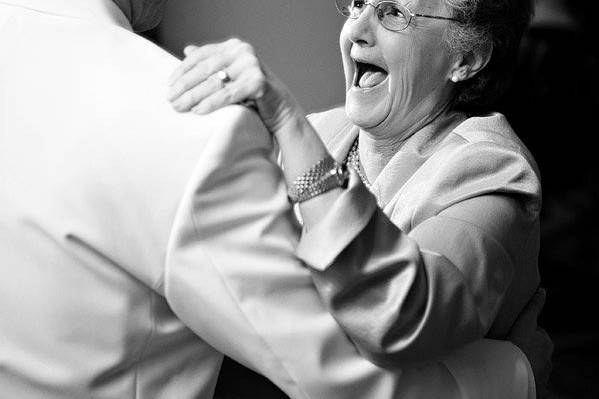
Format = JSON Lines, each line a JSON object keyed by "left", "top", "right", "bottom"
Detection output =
{"left": 358, "top": 109, "right": 465, "bottom": 184}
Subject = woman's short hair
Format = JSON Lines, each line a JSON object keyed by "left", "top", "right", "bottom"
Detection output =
{"left": 444, "top": 0, "right": 534, "bottom": 114}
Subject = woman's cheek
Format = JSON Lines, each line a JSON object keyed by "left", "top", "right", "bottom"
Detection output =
{"left": 386, "top": 66, "right": 412, "bottom": 119}
{"left": 386, "top": 39, "right": 429, "bottom": 122}
{"left": 339, "top": 30, "right": 354, "bottom": 91}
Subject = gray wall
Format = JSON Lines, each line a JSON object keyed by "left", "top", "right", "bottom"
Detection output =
{"left": 157, "top": 0, "right": 347, "bottom": 113}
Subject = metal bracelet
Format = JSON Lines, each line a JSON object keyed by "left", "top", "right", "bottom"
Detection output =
{"left": 287, "top": 155, "right": 349, "bottom": 203}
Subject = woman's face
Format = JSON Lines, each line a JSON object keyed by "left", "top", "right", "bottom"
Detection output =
{"left": 340, "top": 0, "right": 456, "bottom": 139}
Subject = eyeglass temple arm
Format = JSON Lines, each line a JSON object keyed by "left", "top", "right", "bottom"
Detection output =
{"left": 414, "top": 13, "right": 459, "bottom": 22}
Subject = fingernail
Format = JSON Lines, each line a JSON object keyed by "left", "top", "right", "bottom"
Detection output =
{"left": 172, "top": 98, "right": 186, "bottom": 112}
{"left": 166, "top": 85, "right": 180, "bottom": 102}
{"left": 183, "top": 45, "right": 197, "bottom": 56}
{"left": 191, "top": 104, "right": 206, "bottom": 114}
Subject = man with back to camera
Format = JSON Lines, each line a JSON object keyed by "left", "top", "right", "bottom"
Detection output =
{"left": 0, "top": 0, "right": 550, "bottom": 398}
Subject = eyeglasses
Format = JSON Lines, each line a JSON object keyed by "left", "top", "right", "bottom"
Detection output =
{"left": 335, "top": 0, "right": 459, "bottom": 32}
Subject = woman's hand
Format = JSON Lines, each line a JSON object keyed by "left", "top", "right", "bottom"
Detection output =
{"left": 167, "top": 38, "right": 337, "bottom": 228}
{"left": 507, "top": 288, "right": 554, "bottom": 398}
{"left": 167, "top": 38, "right": 303, "bottom": 136}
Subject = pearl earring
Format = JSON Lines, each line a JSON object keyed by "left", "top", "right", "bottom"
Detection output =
{"left": 451, "top": 75, "right": 459, "bottom": 83}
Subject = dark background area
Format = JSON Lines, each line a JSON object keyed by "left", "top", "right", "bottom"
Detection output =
{"left": 496, "top": 1, "right": 599, "bottom": 397}
{"left": 145, "top": 0, "right": 599, "bottom": 397}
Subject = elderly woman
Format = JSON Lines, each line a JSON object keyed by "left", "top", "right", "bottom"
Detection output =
{"left": 168, "top": 0, "right": 543, "bottom": 374}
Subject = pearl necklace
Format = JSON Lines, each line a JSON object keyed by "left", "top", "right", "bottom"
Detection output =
{"left": 346, "top": 138, "right": 373, "bottom": 191}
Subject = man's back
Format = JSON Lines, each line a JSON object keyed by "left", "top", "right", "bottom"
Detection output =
{"left": 0, "top": 2, "right": 231, "bottom": 397}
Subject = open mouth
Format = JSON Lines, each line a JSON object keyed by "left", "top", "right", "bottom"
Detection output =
{"left": 354, "top": 61, "right": 388, "bottom": 89}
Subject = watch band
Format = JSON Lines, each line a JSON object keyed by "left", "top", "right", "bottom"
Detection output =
{"left": 287, "top": 155, "right": 349, "bottom": 203}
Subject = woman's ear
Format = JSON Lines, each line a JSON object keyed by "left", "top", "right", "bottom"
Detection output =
{"left": 448, "top": 42, "right": 493, "bottom": 83}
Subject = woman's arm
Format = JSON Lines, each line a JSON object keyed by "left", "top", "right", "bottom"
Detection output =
{"left": 167, "top": 39, "right": 541, "bottom": 369}
{"left": 167, "top": 39, "right": 345, "bottom": 229}
{"left": 292, "top": 114, "right": 543, "bottom": 366}
{"left": 301, "top": 190, "right": 536, "bottom": 367}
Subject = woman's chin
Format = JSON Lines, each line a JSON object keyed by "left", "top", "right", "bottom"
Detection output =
{"left": 345, "top": 88, "right": 390, "bottom": 130}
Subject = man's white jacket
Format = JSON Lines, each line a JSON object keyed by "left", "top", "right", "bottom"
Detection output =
{"left": 0, "top": 1, "right": 535, "bottom": 398}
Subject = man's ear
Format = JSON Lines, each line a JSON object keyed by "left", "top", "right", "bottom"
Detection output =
{"left": 448, "top": 42, "right": 493, "bottom": 83}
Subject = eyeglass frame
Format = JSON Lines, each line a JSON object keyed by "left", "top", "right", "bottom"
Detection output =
{"left": 335, "top": 0, "right": 459, "bottom": 32}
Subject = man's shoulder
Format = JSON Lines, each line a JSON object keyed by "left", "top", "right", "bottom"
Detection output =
{"left": 52, "top": 19, "right": 203, "bottom": 130}
{"left": 78, "top": 22, "right": 180, "bottom": 93}
{"left": 105, "top": 26, "right": 180, "bottom": 79}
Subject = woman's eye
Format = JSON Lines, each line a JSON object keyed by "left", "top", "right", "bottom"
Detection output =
{"left": 378, "top": 3, "right": 406, "bottom": 19}
{"left": 352, "top": 0, "right": 366, "bottom": 9}
{"left": 384, "top": 5, "right": 402, "bottom": 17}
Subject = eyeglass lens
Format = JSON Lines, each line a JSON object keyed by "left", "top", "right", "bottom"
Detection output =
{"left": 335, "top": 0, "right": 411, "bottom": 31}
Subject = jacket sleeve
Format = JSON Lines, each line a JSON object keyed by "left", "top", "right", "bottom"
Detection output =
{"left": 296, "top": 142, "right": 541, "bottom": 368}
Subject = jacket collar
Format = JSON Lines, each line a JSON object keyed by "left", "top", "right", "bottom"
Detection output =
{"left": 327, "top": 112, "right": 467, "bottom": 209}
{"left": 0, "top": 0, "right": 132, "bottom": 30}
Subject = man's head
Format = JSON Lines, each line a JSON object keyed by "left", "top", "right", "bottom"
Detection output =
{"left": 112, "top": 0, "right": 169, "bottom": 32}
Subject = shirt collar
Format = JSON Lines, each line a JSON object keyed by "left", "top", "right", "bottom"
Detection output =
{"left": 0, "top": 0, "right": 132, "bottom": 31}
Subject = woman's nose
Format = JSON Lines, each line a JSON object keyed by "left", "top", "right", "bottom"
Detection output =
{"left": 345, "top": 6, "right": 377, "bottom": 47}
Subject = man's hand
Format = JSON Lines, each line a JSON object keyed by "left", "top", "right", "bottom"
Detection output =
{"left": 507, "top": 288, "right": 553, "bottom": 398}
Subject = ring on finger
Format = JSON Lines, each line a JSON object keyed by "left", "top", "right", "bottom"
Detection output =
{"left": 215, "top": 69, "right": 231, "bottom": 88}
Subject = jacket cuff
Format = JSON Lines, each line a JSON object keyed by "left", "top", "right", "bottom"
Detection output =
{"left": 295, "top": 172, "right": 377, "bottom": 271}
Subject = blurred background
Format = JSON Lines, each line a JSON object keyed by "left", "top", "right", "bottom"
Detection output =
{"left": 146, "top": 0, "right": 599, "bottom": 397}
{"left": 151, "top": 0, "right": 346, "bottom": 113}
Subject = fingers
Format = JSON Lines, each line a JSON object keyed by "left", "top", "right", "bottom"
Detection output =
{"left": 189, "top": 57, "right": 264, "bottom": 114}
{"left": 166, "top": 38, "right": 299, "bottom": 135}
{"left": 167, "top": 43, "right": 240, "bottom": 103}
{"left": 183, "top": 45, "right": 198, "bottom": 57}
{"left": 190, "top": 73, "right": 263, "bottom": 115}
{"left": 522, "top": 287, "right": 546, "bottom": 316}
{"left": 525, "top": 287, "right": 546, "bottom": 325}
{"left": 189, "top": 83, "right": 245, "bottom": 115}
{"left": 504, "top": 288, "right": 553, "bottom": 397}
{"left": 170, "top": 73, "right": 225, "bottom": 112}
{"left": 170, "top": 50, "right": 262, "bottom": 112}
{"left": 533, "top": 287, "right": 547, "bottom": 313}
{"left": 536, "top": 327, "right": 554, "bottom": 358}
{"left": 167, "top": 38, "right": 263, "bottom": 113}
{"left": 168, "top": 42, "right": 226, "bottom": 86}
{"left": 531, "top": 327, "right": 554, "bottom": 397}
